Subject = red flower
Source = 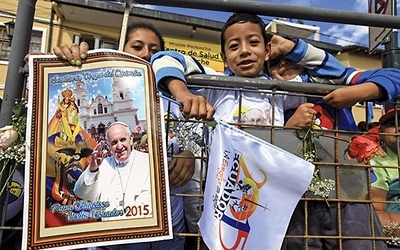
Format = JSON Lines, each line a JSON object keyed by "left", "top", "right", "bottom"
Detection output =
{"left": 365, "top": 125, "right": 381, "bottom": 143}
{"left": 346, "top": 134, "right": 387, "bottom": 164}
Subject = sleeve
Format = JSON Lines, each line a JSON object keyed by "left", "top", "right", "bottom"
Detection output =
{"left": 285, "top": 39, "right": 347, "bottom": 83}
{"left": 286, "top": 39, "right": 400, "bottom": 104}
{"left": 370, "top": 165, "right": 390, "bottom": 192}
{"left": 73, "top": 168, "right": 101, "bottom": 202}
{"left": 134, "top": 174, "right": 152, "bottom": 211}
{"left": 151, "top": 51, "right": 206, "bottom": 96}
{"left": 345, "top": 68, "right": 400, "bottom": 104}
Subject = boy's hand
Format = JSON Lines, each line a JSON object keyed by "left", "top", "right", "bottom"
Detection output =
{"left": 168, "top": 150, "right": 195, "bottom": 188}
{"left": 178, "top": 93, "right": 215, "bottom": 121}
{"left": 323, "top": 83, "right": 383, "bottom": 109}
{"left": 266, "top": 34, "right": 296, "bottom": 61}
{"left": 285, "top": 103, "right": 316, "bottom": 128}
{"left": 166, "top": 78, "right": 215, "bottom": 120}
{"left": 53, "top": 41, "right": 89, "bottom": 66}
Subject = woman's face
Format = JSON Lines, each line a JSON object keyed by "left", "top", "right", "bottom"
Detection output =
{"left": 123, "top": 28, "right": 162, "bottom": 62}
{"left": 380, "top": 121, "right": 400, "bottom": 152}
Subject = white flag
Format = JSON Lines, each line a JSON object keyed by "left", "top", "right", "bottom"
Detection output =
{"left": 198, "top": 121, "right": 314, "bottom": 250}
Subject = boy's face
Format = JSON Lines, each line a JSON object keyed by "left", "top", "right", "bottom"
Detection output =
{"left": 221, "top": 22, "right": 267, "bottom": 77}
{"left": 267, "top": 56, "right": 305, "bottom": 81}
{"left": 380, "top": 120, "right": 400, "bottom": 152}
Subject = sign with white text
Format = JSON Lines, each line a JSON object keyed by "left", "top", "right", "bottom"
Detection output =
{"left": 164, "top": 36, "right": 224, "bottom": 72}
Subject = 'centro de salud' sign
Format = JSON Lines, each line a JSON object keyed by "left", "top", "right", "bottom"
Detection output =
{"left": 164, "top": 37, "right": 224, "bottom": 72}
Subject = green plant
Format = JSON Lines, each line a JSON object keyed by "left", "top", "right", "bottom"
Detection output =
{"left": 296, "top": 126, "right": 335, "bottom": 206}
{"left": 0, "top": 99, "right": 27, "bottom": 196}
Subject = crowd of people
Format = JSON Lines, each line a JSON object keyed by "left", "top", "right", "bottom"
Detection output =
{"left": 10, "top": 10, "right": 400, "bottom": 250}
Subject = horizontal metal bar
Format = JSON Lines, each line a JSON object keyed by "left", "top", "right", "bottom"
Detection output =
{"left": 185, "top": 74, "right": 342, "bottom": 95}
{"left": 134, "top": 0, "right": 400, "bottom": 29}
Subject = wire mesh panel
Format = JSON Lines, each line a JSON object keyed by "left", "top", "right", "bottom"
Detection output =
{"left": 0, "top": 75, "right": 394, "bottom": 249}
{"left": 164, "top": 75, "right": 391, "bottom": 250}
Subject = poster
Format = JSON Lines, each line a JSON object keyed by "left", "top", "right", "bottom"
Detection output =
{"left": 22, "top": 50, "right": 172, "bottom": 249}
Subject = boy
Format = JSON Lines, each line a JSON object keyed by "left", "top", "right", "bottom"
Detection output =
{"left": 370, "top": 107, "right": 400, "bottom": 249}
{"left": 152, "top": 13, "right": 396, "bottom": 129}
{"left": 267, "top": 53, "right": 400, "bottom": 130}
{"left": 152, "top": 13, "right": 319, "bottom": 127}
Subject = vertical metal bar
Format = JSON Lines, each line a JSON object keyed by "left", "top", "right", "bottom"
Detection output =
{"left": 0, "top": 0, "right": 38, "bottom": 245}
{"left": 382, "top": 0, "right": 400, "bottom": 69}
{"left": 118, "top": 1, "right": 131, "bottom": 51}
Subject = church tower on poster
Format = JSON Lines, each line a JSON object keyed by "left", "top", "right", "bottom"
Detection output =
{"left": 73, "top": 77, "right": 145, "bottom": 136}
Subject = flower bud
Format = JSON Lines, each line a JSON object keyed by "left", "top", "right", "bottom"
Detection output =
{"left": 0, "top": 129, "right": 18, "bottom": 149}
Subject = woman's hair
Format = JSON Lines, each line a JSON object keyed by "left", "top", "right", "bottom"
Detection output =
{"left": 124, "top": 22, "right": 165, "bottom": 51}
{"left": 220, "top": 13, "right": 268, "bottom": 54}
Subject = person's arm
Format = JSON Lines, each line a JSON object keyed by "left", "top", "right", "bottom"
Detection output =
{"left": 151, "top": 51, "right": 215, "bottom": 120}
{"left": 73, "top": 167, "right": 101, "bottom": 202}
{"left": 73, "top": 141, "right": 107, "bottom": 201}
{"left": 166, "top": 78, "right": 214, "bottom": 120}
{"left": 283, "top": 38, "right": 400, "bottom": 109}
{"left": 151, "top": 51, "right": 205, "bottom": 95}
{"left": 323, "top": 82, "right": 384, "bottom": 109}
{"left": 371, "top": 186, "right": 400, "bottom": 237}
{"left": 285, "top": 103, "right": 316, "bottom": 128}
{"left": 322, "top": 68, "right": 400, "bottom": 109}
{"left": 169, "top": 150, "right": 195, "bottom": 188}
{"left": 284, "top": 38, "right": 347, "bottom": 82}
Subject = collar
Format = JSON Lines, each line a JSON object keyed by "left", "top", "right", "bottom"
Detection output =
{"left": 114, "top": 151, "right": 135, "bottom": 167}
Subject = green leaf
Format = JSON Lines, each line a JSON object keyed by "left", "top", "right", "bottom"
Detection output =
{"left": 206, "top": 120, "right": 217, "bottom": 128}
{"left": 296, "top": 129, "right": 308, "bottom": 139}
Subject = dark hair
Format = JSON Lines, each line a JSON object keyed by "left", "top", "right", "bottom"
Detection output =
{"left": 220, "top": 13, "right": 268, "bottom": 54}
{"left": 358, "top": 121, "right": 379, "bottom": 132}
{"left": 124, "top": 22, "right": 165, "bottom": 51}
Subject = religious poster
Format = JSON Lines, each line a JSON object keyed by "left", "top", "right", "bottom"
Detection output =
{"left": 22, "top": 50, "right": 172, "bottom": 249}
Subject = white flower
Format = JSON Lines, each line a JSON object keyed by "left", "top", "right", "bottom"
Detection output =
{"left": 0, "top": 125, "right": 14, "bottom": 132}
{"left": 0, "top": 128, "right": 18, "bottom": 149}
{"left": 383, "top": 222, "right": 400, "bottom": 246}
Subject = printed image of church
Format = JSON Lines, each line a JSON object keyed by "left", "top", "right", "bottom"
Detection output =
{"left": 73, "top": 76, "right": 146, "bottom": 141}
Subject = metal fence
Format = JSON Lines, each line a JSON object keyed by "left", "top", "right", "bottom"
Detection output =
{"left": 165, "top": 75, "right": 396, "bottom": 250}
{"left": 2, "top": 0, "right": 400, "bottom": 249}
{"left": 0, "top": 72, "right": 396, "bottom": 249}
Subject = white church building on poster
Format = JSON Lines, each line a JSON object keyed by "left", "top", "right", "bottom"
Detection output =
{"left": 73, "top": 77, "right": 146, "bottom": 136}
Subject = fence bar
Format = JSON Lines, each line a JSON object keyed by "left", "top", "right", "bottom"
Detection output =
{"left": 134, "top": 0, "right": 400, "bottom": 29}
{"left": 186, "top": 74, "right": 342, "bottom": 94}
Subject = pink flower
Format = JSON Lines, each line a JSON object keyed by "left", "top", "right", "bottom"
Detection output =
{"left": 346, "top": 135, "right": 387, "bottom": 164}
{"left": 0, "top": 125, "right": 18, "bottom": 149}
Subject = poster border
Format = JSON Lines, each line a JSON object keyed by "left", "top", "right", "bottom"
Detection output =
{"left": 23, "top": 50, "right": 172, "bottom": 249}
